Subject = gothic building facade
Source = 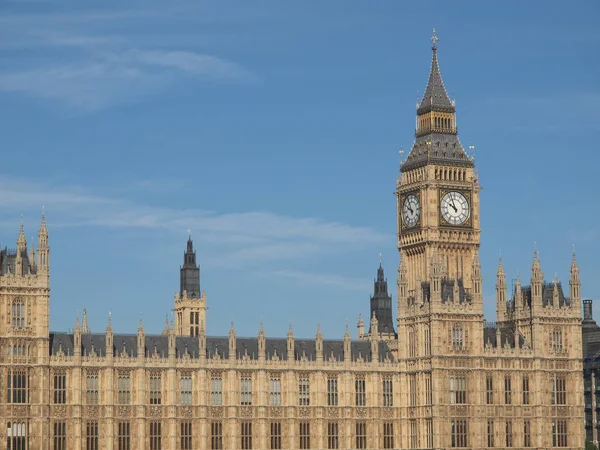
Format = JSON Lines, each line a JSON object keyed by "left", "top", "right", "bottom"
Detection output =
{"left": 0, "top": 33, "right": 584, "bottom": 450}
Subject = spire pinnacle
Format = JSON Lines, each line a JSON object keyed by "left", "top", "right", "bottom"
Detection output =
{"left": 431, "top": 27, "right": 438, "bottom": 51}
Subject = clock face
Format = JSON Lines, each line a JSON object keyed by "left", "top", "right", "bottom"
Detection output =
{"left": 440, "top": 191, "right": 470, "bottom": 225}
{"left": 402, "top": 194, "right": 420, "bottom": 228}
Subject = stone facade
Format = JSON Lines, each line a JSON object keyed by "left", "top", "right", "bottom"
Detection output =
{"left": 0, "top": 33, "right": 585, "bottom": 450}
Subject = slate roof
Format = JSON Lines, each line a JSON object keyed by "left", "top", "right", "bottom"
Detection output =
{"left": 49, "top": 333, "right": 395, "bottom": 363}
{"left": 0, "top": 248, "right": 36, "bottom": 276}
{"left": 417, "top": 42, "right": 455, "bottom": 115}
{"left": 483, "top": 323, "right": 526, "bottom": 349}
{"left": 514, "top": 282, "right": 570, "bottom": 308}
{"left": 401, "top": 132, "right": 473, "bottom": 172}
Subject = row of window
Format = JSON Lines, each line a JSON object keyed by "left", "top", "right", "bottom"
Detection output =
{"left": 13, "top": 418, "right": 572, "bottom": 450}
{"left": 8, "top": 370, "right": 563, "bottom": 408}
{"left": 47, "top": 420, "right": 395, "bottom": 450}
{"left": 48, "top": 373, "right": 394, "bottom": 407}
{"left": 485, "top": 419, "right": 567, "bottom": 448}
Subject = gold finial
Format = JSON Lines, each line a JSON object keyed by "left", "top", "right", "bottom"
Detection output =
{"left": 187, "top": 228, "right": 191, "bottom": 238}
{"left": 431, "top": 28, "right": 438, "bottom": 49}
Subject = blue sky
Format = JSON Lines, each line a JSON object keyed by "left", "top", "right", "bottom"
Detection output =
{"left": 0, "top": 1, "right": 598, "bottom": 339}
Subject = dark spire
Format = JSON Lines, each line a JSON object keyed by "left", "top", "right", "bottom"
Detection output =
{"left": 180, "top": 233, "right": 200, "bottom": 298}
{"left": 369, "top": 257, "right": 396, "bottom": 335}
{"left": 417, "top": 28, "right": 455, "bottom": 115}
{"left": 401, "top": 29, "right": 473, "bottom": 173}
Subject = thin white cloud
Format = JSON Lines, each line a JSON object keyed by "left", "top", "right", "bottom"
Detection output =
{"left": 0, "top": 6, "right": 254, "bottom": 110}
{"left": 0, "top": 176, "right": 387, "bottom": 269}
{"left": 0, "top": 49, "right": 251, "bottom": 111}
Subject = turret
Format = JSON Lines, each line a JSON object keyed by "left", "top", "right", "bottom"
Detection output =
{"left": 496, "top": 255, "right": 507, "bottom": 319}
{"left": 106, "top": 312, "right": 114, "bottom": 362}
{"left": 180, "top": 233, "right": 200, "bottom": 299}
{"left": 357, "top": 314, "right": 365, "bottom": 339}
{"left": 343, "top": 322, "right": 351, "bottom": 363}
{"left": 37, "top": 210, "right": 49, "bottom": 275}
{"left": 15, "top": 220, "right": 26, "bottom": 276}
{"left": 369, "top": 256, "right": 395, "bottom": 335}
{"left": 74, "top": 316, "right": 82, "bottom": 359}
{"left": 315, "top": 323, "right": 323, "bottom": 363}
{"left": 370, "top": 312, "right": 379, "bottom": 363}
{"left": 82, "top": 308, "right": 90, "bottom": 334}
{"left": 168, "top": 321, "right": 176, "bottom": 360}
{"left": 286, "top": 323, "right": 294, "bottom": 363}
{"left": 570, "top": 250, "right": 581, "bottom": 313}
{"left": 531, "top": 248, "right": 544, "bottom": 309}
{"left": 229, "top": 322, "right": 236, "bottom": 362}
{"left": 136, "top": 316, "right": 145, "bottom": 361}
{"left": 258, "top": 319, "right": 266, "bottom": 362}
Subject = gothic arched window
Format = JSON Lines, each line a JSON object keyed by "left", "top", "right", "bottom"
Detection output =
{"left": 552, "top": 328, "right": 563, "bottom": 352}
{"left": 12, "top": 299, "right": 25, "bottom": 329}
{"left": 408, "top": 326, "right": 417, "bottom": 358}
{"left": 452, "top": 324, "right": 464, "bottom": 350}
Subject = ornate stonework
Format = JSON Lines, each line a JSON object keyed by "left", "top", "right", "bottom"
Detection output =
{"left": 0, "top": 34, "right": 585, "bottom": 450}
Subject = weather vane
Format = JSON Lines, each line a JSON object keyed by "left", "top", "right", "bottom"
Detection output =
{"left": 431, "top": 28, "right": 438, "bottom": 48}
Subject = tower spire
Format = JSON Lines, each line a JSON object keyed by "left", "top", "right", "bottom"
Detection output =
{"left": 417, "top": 28, "right": 454, "bottom": 115}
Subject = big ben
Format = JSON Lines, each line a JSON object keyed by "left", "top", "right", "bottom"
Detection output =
{"left": 396, "top": 30, "right": 480, "bottom": 295}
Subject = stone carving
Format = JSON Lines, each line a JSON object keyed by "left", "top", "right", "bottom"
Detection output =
{"left": 181, "top": 406, "right": 193, "bottom": 418}
{"left": 86, "top": 406, "right": 99, "bottom": 418}
{"left": 356, "top": 407, "right": 367, "bottom": 418}
{"left": 149, "top": 406, "right": 162, "bottom": 418}
{"left": 117, "top": 406, "right": 130, "bottom": 418}
{"left": 382, "top": 408, "right": 394, "bottom": 418}
{"left": 210, "top": 407, "right": 223, "bottom": 418}
{"left": 240, "top": 406, "right": 253, "bottom": 418}
{"left": 326, "top": 408, "right": 339, "bottom": 418}
{"left": 270, "top": 407, "right": 282, "bottom": 418}
{"left": 53, "top": 405, "right": 67, "bottom": 418}
{"left": 299, "top": 407, "right": 310, "bottom": 418}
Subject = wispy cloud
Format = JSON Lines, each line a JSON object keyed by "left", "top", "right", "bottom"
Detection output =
{"left": 0, "top": 6, "right": 254, "bottom": 110}
{"left": 0, "top": 49, "right": 252, "bottom": 111}
{"left": 0, "top": 176, "right": 387, "bottom": 269}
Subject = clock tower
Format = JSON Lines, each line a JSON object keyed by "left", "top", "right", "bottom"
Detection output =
{"left": 396, "top": 30, "right": 480, "bottom": 298}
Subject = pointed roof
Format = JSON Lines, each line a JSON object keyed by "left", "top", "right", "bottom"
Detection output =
{"left": 401, "top": 30, "right": 473, "bottom": 172}
{"left": 417, "top": 29, "right": 455, "bottom": 115}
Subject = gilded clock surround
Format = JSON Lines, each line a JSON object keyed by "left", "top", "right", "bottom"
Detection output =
{"left": 438, "top": 188, "right": 472, "bottom": 227}
{"left": 399, "top": 191, "right": 421, "bottom": 230}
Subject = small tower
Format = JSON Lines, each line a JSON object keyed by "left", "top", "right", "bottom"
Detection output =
{"left": 357, "top": 314, "right": 365, "bottom": 339}
{"left": 258, "top": 319, "right": 266, "bottom": 362}
{"left": 105, "top": 312, "right": 114, "bottom": 362}
{"left": 286, "top": 323, "right": 294, "bottom": 363}
{"left": 315, "top": 323, "right": 324, "bottom": 364}
{"left": 15, "top": 220, "right": 26, "bottom": 276}
{"left": 82, "top": 308, "right": 90, "bottom": 334}
{"left": 74, "top": 315, "right": 82, "bottom": 359}
{"left": 37, "top": 210, "right": 49, "bottom": 277}
{"left": 368, "top": 256, "right": 396, "bottom": 339}
{"left": 136, "top": 316, "right": 145, "bottom": 361}
{"left": 174, "top": 234, "right": 207, "bottom": 336}
{"left": 570, "top": 249, "right": 581, "bottom": 313}
{"left": 531, "top": 248, "right": 544, "bottom": 311}
{"left": 343, "top": 321, "right": 351, "bottom": 363}
{"left": 496, "top": 255, "right": 507, "bottom": 319}
{"left": 370, "top": 312, "right": 379, "bottom": 363}
{"left": 229, "top": 322, "right": 236, "bottom": 361}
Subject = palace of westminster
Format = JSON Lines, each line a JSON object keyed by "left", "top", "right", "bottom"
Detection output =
{"left": 0, "top": 33, "right": 586, "bottom": 450}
